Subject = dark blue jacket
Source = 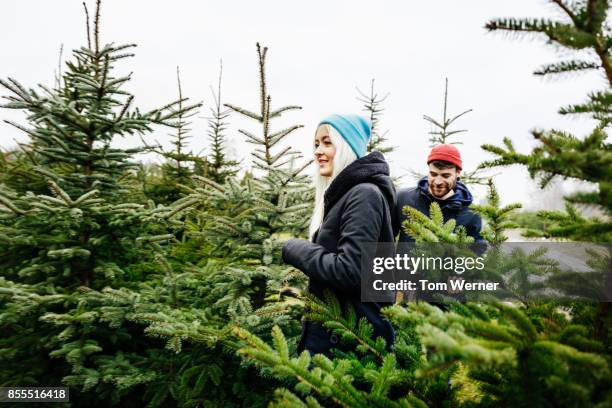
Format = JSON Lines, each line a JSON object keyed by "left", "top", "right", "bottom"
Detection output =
{"left": 282, "top": 152, "right": 396, "bottom": 357}
{"left": 393, "top": 177, "right": 485, "bottom": 243}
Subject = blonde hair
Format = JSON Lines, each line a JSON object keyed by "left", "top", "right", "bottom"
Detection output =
{"left": 309, "top": 124, "right": 358, "bottom": 240}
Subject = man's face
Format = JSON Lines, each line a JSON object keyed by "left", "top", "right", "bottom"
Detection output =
{"left": 428, "top": 163, "right": 460, "bottom": 198}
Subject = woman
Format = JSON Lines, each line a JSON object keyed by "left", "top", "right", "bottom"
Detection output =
{"left": 282, "top": 113, "right": 396, "bottom": 357}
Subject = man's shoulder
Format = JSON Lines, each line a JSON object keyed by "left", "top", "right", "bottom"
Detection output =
{"left": 465, "top": 207, "right": 483, "bottom": 221}
{"left": 457, "top": 205, "right": 482, "bottom": 225}
{"left": 397, "top": 186, "right": 420, "bottom": 202}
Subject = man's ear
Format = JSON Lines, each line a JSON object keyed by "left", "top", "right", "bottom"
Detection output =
{"left": 456, "top": 168, "right": 462, "bottom": 177}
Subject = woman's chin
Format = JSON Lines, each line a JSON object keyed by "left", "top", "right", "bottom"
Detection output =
{"left": 318, "top": 167, "right": 332, "bottom": 177}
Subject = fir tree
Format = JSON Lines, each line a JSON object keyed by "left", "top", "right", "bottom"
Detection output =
{"left": 104, "top": 42, "right": 316, "bottom": 405}
{"left": 480, "top": 1, "right": 612, "bottom": 349}
{"left": 356, "top": 78, "right": 395, "bottom": 154}
{"left": 412, "top": 78, "right": 489, "bottom": 185}
{"left": 206, "top": 60, "right": 240, "bottom": 184}
{"left": 480, "top": 0, "right": 612, "bottom": 241}
{"left": 0, "top": 0, "right": 200, "bottom": 401}
{"left": 485, "top": 0, "right": 612, "bottom": 122}
{"left": 165, "top": 67, "right": 197, "bottom": 185}
{"left": 386, "top": 301, "right": 611, "bottom": 407}
{"left": 424, "top": 78, "right": 472, "bottom": 147}
{"left": 141, "top": 67, "right": 204, "bottom": 204}
{"left": 480, "top": 131, "right": 611, "bottom": 241}
{"left": 0, "top": 146, "right": 49, "bottom": 195}
{"left": 470, "top": 178, "right": 522, "bottom": 244}
{"left": 183, "top": 42, "right": 315, "bottom": 260}
{"left": 225, "top": 43, "right": 310, "bottom": 179}
{"left": 469, "top": 180, "right": 548, "bottom": 304}
{"left": 232, "top": 321, "right": 428, "bottom": 408}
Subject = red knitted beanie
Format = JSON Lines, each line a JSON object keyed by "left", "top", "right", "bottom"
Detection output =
{"left": 427, "top": 144, "right": 462, "bottom": 170}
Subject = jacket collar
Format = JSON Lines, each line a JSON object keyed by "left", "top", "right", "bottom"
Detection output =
{"left": 417, "top": 176, "right": 473, "bottom": 210}
{"left": 323, "top": 151, "right": 394, "bottom": 216}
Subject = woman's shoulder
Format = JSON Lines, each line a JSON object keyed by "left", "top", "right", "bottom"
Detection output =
{"left": 339, "top": 183, "right": 388, "bottom": 221}
{"left": 347, "top": 182, "right": 383, "bottom": 194}
{"left": 344, "top": 182, "right": 386, "bottom": 204}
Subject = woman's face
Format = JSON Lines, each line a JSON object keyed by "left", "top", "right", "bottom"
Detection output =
{"left": 314, "top": 126, "right": 336, "bottom": 177}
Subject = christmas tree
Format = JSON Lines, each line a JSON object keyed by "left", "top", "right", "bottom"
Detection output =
{"left": 486, "top": 0, "right": 612, "bottom": 123}
{"left": 186, "top": 42, "right": 314, "bottom": 260}
{"left": 424, "top": 78, "right": 472, "bottom": 147}
{"left": 0, "top": 1, "right": 609, "bottom": 406}
{"left": 412, "top": 78, "right": 489, "bottom": 185}
{"left": 480, "top": 0, "right": 612, "bottom": 242}
{"left": 478, "top": 0, "right": 612, "bottom": 351}
{"left": 99, "top": 42, "right": 315, "bottom": 405}
{"left": 205, "top": 60, "right": 240, "bottom": 184}
{"left": 0, "top": 0, "right": 201, "bottom": 403}
{"left": 140, "top": 67, "right": 204, "bottom": 205}
{"left": 356, "top": 79, "right": 395, "bottom": 154}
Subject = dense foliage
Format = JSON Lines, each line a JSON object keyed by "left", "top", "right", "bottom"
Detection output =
{"left": 0, "top": 1, "right": 610, "bottom": 407}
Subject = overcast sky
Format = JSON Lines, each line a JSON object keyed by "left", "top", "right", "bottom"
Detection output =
{"left": 1, "top": 0, "right": 606, "bottom": 207}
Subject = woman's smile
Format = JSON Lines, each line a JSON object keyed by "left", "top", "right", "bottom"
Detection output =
{"left": 314, "top": 126, "right": 336, "bottom": 177}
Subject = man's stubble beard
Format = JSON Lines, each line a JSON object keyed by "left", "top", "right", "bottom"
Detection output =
{"left": 430, "top": 178, "right": 457, "bottom": 199}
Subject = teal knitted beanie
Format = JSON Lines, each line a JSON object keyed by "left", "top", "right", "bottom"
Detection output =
{"left": 318, "top": 114, "right": 371, "bottom": 158}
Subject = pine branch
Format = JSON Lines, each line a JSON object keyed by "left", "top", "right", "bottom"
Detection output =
{"left": 534, "top": 60, "right": 600, "bottom": 76}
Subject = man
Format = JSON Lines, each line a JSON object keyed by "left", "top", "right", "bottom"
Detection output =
{"left": 393, "top": 144, "right": 484, "bottom": 243}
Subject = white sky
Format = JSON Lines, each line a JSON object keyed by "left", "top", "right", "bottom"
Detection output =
{"left": 1, "top": 0, "right": 606, "bottom": 208}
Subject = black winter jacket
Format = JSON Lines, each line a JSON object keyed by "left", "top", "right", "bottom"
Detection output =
{"left": 393, "top": 177, "right": 485, "bottom": 243}
{"left": 282, "top": 152, "right": 396, "bottom": 357}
